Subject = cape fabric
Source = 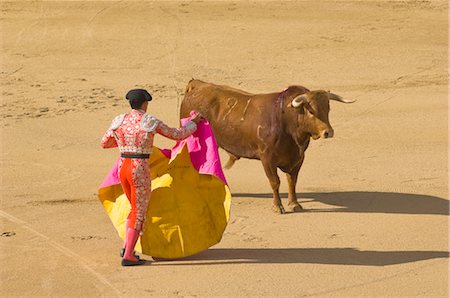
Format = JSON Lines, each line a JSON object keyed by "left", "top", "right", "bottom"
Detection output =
{"left": 98, "top": 120, "right": 231, "bottom": 259}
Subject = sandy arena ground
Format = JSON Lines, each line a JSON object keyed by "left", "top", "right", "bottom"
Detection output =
{"left": 0, "top": 1, "right": 448, "bottom": 297}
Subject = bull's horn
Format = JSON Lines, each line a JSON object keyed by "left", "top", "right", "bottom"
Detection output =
{"left": 328, "top": 92, "right": 356, "bottom": 103}
{"left": 291, "top": 95, "right": 307, "bottom": 108}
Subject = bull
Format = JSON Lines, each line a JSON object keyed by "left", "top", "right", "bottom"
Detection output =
{"left": 180, "top": 79, "right": 354, "bottom": 214}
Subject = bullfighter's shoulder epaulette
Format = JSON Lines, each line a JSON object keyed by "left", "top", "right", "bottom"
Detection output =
{"left": 109, "top": 114, "right": 125, "bottom": 131}
{"left": 141, "top": 114, "right": 160, "bottom": 133}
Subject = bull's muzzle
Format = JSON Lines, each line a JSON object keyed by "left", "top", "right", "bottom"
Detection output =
{"left": 322, "top": 128, "right": 334, "bottom": 139}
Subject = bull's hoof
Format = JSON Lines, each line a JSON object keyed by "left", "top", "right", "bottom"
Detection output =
{"left": 287, "top": 203, "right": 303, "bottom": 212}
{"left": 272, "top": 204, "right": 285, "bottom": 214}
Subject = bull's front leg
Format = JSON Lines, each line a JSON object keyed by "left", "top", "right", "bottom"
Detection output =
{"left": 261, "top": 158, "right": 285, "bottom": 214}
{"left": 286, "top": 166, "right": 303, "bottom": 212}
{"left": 286, "top": 150, "right": 306, "bottom": 212}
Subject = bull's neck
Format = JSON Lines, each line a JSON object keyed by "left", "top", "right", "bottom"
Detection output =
{"left": 282, "top": 111, "right": 311, "bottom": 147}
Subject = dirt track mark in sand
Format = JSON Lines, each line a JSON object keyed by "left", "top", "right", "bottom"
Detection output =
{"left": 340, "top": 68, "right": 446, "bottom": 94}
{"left": 0, "top": 209, "right": 121, "bottom": 295}
{"left": 88, "top": 0, "right": 124, "bottom": 25}
{"left": 1, "top": 161, "right": 83, "bottom": 190}
{"left": 0, "top": 77, "right": 122, "bottom": 122}
{"left": 1, "top": 231, "right": 16, "bottom": 237}
{"left": 71, "top": 235, "right": 106, "bottom": 241}
{"left": 226, "top": 215, "right": 269, "bottom": 244}
{"left": 303, "top": 258, "right": 448, "bottom": 297}
{"left": 376, "top": 1, "right": 446, "bottom": 10}
{"left": 0, "top": 80, "right": 177, "bottom": 126}
{"left": 2, "top": 67, "right": 23, "bottom": 76}
{"left": 27, "top": 198, "right": 91, "bottom": 206}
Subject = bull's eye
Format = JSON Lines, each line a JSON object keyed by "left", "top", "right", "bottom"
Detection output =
{"left": 305, "top": 105, "right": 316, "bottom": 117}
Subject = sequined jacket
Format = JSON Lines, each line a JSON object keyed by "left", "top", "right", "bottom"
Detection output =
{"left": 101, "top": 109, "right": 197, "bottom": 154}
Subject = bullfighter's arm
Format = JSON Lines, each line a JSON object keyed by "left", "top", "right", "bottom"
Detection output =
{"left": 156, "top": 120, "right": 197, "bottom": 140}
{"left": 101, "top": 114, "right": 124, "bottom": 148}
{"left": 101, "top": 129, "right": 118, "bottom": 148}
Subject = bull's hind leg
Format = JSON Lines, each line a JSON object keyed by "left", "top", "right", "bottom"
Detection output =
{"left": 224, "top": 152, "right": 240, "bottom": 169}
{"left": 261, "top": 158, "right": 285, "bottom": 214}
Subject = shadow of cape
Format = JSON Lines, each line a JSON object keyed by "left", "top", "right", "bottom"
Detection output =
{"left": 152, "top": 248, "right": 449, "bottom": 266}
{"left": 232, "top": 191, "right": 449, "bottom": 215}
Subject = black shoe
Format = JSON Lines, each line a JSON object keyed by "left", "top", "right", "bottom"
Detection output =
{"left": 121, "top": 258, "right": 146, "bottom": 266}
{"left": 120, "top": 248, "right": 140, "bottom": 260}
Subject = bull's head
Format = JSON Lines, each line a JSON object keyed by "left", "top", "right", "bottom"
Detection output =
{"left": 289, "top": 90, "right": 355, "bottom": 140}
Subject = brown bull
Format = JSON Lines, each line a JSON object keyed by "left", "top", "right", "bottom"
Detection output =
{"left": 180, "top": 79, "right": 354, "bottom": 214}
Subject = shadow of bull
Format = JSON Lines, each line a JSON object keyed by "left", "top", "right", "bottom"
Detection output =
{"left": 231, "top": 191, "right": 449, "bottom": 215}
{"left": 150, "top": 191, "right": 448, "bottom": 266}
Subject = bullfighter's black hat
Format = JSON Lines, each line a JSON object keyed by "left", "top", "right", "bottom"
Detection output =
{"left": 126, "top": 89, "right": 152, "bottom": 103}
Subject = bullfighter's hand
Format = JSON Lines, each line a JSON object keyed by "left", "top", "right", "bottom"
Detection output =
{"left": 191, "top": 112, "right": 205, "bottom": 124}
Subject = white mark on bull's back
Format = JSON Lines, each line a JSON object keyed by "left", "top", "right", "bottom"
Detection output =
{"left": 257, "top": 125, "right": 268, "bottom": 153}
{"left": 191, "top": 89, "right": 202, "bottom": 99}
{"left": 223, "top": 97, "right": 238, "bottom": 121}
{"left": 241, "top": 98, "right": 252, "bottom": 121}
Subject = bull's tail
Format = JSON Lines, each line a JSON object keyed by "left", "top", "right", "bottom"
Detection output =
{"left": 185, "top": 78, "right": 197, "bottom": 94}
{"left": 224, "top": 153, "right": 240, "bottom": 170}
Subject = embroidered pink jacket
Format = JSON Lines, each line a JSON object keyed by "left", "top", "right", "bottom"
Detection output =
{"left": 101, "top": 109, "right": 197, "bottom": 153}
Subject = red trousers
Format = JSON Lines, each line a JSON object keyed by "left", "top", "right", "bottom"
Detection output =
{"left": 119, "top": 158, "right": 151, "bottom": 231}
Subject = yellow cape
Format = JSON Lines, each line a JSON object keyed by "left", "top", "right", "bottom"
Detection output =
{"left": 98, "top": 146, "right": 231, "bottom": 258}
